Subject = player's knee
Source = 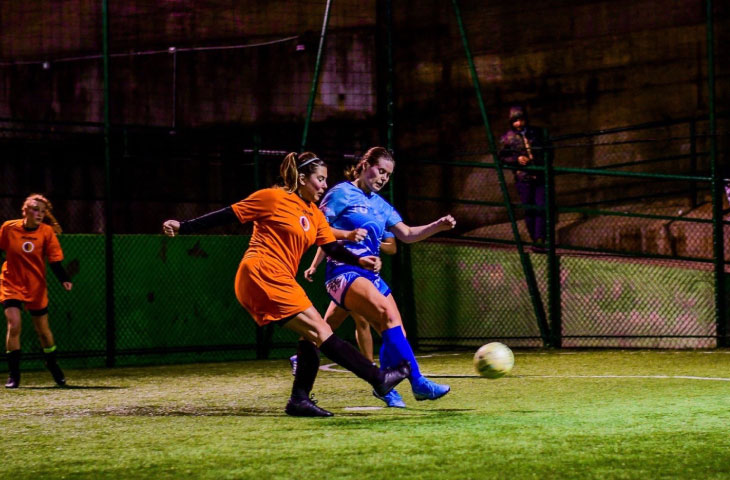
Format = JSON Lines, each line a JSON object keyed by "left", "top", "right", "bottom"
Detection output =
{"left": 6, "top": 323, "right": 21, "bottom": 337}
{"left": 313, "top": 322, "right": 334, "bottom": 344}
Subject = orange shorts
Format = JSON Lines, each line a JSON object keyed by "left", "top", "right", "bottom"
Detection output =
{"left": 234, "top": 256, "right": 312, "bottom": 326}
{"left": 0, "top": 279, "right": 48, "bottom": 311}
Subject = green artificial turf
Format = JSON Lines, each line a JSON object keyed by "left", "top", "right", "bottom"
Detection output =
{"left": 2, "top": 350, "right": 729, "bottom": 479}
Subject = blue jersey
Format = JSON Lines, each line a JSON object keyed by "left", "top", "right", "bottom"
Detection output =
{"left": 320, "top": 181, "right": 402, "bottom": 258}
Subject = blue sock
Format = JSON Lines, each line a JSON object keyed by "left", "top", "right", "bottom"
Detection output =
{"left": 379, "top": 342, "right": 393, "bottom": 369}
{"left": 381, "top": 326, "right": 421, "bottom": 381}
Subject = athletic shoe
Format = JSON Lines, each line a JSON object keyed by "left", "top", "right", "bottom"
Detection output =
{"left": 45, "top": 361, "right": 66, "bottom": 387}
{"left": 289, "top": 355, "right": 298, "bottom": 376}
{"left": 372, "top": 388, "right": 406, "bottom": 408}
{"left": 285, "top": 395, "right": 333, "bottom": 417}
{"left": 373, "top": 360, "right": 411, "bottom": 398}
{"left": 5, "top": 375, "right": 19, "bottom": 389}
{"left": 411, "top": 376, "right": 450, "bottom": 401}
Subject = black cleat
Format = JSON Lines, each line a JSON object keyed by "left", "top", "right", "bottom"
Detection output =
{"left": 373, "top": 360, "right": 411, "bottom": 398}
{"left": 45, "top": 362, "right": 66, "bottom": 387}
{"left": 5, "top": 375, "right": 19, "bottom": 389}
{"left": 285, "top": 395, "right": 333, "bottom": 417}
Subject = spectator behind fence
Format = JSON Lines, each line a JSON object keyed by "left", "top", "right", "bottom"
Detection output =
{"left": 2, "top": 194, "right": 72, "bottom": 389}
{"left": 498, "top": 106, "right": 549, "bottom": 253}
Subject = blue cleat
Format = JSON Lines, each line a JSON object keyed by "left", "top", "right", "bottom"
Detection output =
{"left": 372, "top": 388, "right": 407, "bottom": 408}
{"left": 411, "top": 376, "right": 450, "bottom": 401}
{"left": 289, "top": 355, "right": 298, "bottom": 376}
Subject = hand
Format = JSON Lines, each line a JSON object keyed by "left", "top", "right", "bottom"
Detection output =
{"left": 163, "top": 220, "right": 180, "bottom": 237}
{"left": 518, "top": 155, "right": 530, "bottom": 166}
{"left": 304, "top": 266, "right": 317, "bottom": 282}
{"left": 62, "top": 282, "right": 73, "bottom": 291}
{"left": 434, "top": 215, "right": 456, "bottom": 232}
{"left": 358, "top": 255, "right": 382, "bottom": 274}
{"left": 347, "top": 228, "right": 367, "bottom": 242}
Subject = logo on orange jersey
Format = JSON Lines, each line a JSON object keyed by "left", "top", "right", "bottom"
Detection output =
{"left": 299, "top": 216, "right": 310, "bottom": 232}
{"left": 22, "top": 241, "right": 34, "bottom": 253}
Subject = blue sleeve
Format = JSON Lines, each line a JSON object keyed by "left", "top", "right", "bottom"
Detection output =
{"left": 382, "top": 230, "right": 395, "bottom": 239}
{"left": 385, "top": 204, "right": 403, "bottom": 230}
{"left": 320, "top": 184, "right": 349, "bottom": 224}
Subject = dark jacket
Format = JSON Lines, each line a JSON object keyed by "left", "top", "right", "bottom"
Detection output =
{"left": 498, "top": 125, "right": 547, "bottom": 183}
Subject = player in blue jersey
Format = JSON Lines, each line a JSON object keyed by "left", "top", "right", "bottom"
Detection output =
{"left": 305, "top": 146, "right": 455, "bottom": 407}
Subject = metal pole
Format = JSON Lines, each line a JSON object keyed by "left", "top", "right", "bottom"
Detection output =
{"left": 706, "top": 0, "right": 726, "bottom": 347}
{"left": 385, "top": 0, "right": 395, "bottom": 205}
{"left": 381, "top": 0, "right": 418, "bottom": 346}
{"left": 451, "top": 0, "right": 550, "bottom": 346}
{"left": 102, "top": 0, "right": 116, "bottom": 367}
{"left": 544, "top": 129, "right": 561, "bottom": 347}
{"left": 300, "top": 0, "right": 333, "bottom": 152}
{"left": 171, "top": 47, "right": 177, "bottom": 131}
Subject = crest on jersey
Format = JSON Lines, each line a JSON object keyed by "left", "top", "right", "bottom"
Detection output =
{"left": 299, "top": 216, "right": 310, "bottom": 231}
{"left": 22, "top": 241, "right": 34, "bottom": 253}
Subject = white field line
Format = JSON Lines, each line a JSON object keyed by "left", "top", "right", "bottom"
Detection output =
{"left": 319, "top": 359, "right": 730, "bottom": 382}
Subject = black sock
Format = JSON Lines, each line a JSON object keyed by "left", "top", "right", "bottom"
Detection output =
{"left": 7, "top": 350, "right": 21, "bottom": 377}
{"left": 291, "top": 340, "right": 320, "bottom": 400}
{"left": 43, "top": 350, "right": 58, "bottom": 366}
{"left": 319, "top": 335, "right": 384, "bottom": 387}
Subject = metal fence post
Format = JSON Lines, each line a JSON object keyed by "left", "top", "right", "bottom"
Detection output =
{"left": 300, "top": 0, "right": 332, "bottom": 152}
{"left": 451, "top": 0, "right": 550, "bottom": 346}
{"left": 544, "top": 129, "right": 562, "bottom": 347}
{"left": 102, "top": 0, "right": 116, "bottom": 367}
{"left": 706, "top": 0, "right": 726, "bottom": 346}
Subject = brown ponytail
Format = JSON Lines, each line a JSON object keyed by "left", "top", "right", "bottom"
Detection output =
{"left": 279, "top": 151, "right": 325, "bottom": 192}
{"left": 344, "top": 147, "right": 394, "bottom": 181}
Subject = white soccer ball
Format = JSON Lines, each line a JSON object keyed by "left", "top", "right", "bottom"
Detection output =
{"left": 474, "top": 342, "right": 514, "bottom": 379}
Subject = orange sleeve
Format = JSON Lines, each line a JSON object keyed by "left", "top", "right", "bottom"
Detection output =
{"left": 45, "top": 227, "right": 64, "bottom": 262}
{"left": 230, "top": 188, "right": 280, "bottom": 224}
{"left": 313, "top": 207, "right": 336, "bottom": 246}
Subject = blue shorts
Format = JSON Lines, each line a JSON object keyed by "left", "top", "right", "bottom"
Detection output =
{"left": 324, "top": 264, "right": 391, "bottom": 309}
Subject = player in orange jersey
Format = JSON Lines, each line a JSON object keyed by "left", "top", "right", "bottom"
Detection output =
{"left": 1, "top": 194, "right": 73, "bottom": 388}
{"left": 162, "top": 152, "right": 409, "bottom": 417}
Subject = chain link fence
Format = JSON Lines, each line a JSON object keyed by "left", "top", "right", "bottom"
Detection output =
{"left": 405, "top": 116, "right": 728, "bottom": 350}
{"left": 1, "top": 1, "right": 728, "bottom": 372}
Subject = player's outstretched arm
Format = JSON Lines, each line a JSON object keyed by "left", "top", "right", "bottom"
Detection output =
{"left": 163, "top": 206, "right": 237, "bottom": 236}
{"left": 391, "top": 215, "right": 456, "bottom": 244}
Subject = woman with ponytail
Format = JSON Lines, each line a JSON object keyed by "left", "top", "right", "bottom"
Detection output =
{"left": 303, "top": 146, "right": 456, "bottom": 408}
{"left": 1, "top": 194, "right": 73, "bottom": 388}
{"left": 163, "top": 152, "right": 409, "bottom": 417}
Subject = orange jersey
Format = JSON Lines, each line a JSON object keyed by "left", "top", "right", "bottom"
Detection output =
{"left": 0, "top": 219, "right": 64, "bottom": 309}
{"left": 230, "top": 188, "right": 336, "bottom": 324}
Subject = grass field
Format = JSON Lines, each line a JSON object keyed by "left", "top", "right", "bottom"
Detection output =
{"left": 3, "top": 350, "right": 730, "bottom": 479}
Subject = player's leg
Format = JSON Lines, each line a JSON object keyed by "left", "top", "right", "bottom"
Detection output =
{"left": 342, "top": 279, "right": 449, "bottom": 401}
{"left": 282, "top": 306, "right": 410, "bottom": 416}
{"left": 351, "top": 310, "right": 406, "bottom": 408}
{"left": 4, "top": 302, "right": 23, "bottom": 388}
{"left": 289, "top": 301, "right": 350, "bottom": 376}
{"left": 30, "top": 309, "right": 65, "bottom": 386}
{"left": 351, "top": 312, "right": 374, "bottom": 363}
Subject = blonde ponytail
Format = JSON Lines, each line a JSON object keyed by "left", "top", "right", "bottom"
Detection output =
{"left": 22, "top": 193, "right": 62, "bottom": 234}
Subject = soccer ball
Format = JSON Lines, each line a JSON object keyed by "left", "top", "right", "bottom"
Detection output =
{"left": 474, "top": 342, "right": 514, "bottom": 378}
